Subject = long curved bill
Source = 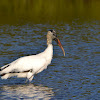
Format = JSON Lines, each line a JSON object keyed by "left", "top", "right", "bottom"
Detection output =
{"left": 54, "top": 38, "right": 65, "bottom": 56}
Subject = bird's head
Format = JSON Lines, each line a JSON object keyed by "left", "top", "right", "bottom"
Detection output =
{"left": 47, "top": 30, "right": 65, "bottom": 56}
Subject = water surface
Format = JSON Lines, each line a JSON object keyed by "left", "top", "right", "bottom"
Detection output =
{"left": 0, "top": 0, "right": 100, "bottom": 100}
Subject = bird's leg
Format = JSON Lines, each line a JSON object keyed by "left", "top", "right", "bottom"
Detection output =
{"left": 28, "top": 74, "right": 34, "bottom": 81}
{"left": 25, "top": 69, "right": 34, "bottom": 83}
{"left": 25, "top": 78, "right": 29, "bottom": 83}
{"left": 25, "top": 74, "right": 34, "bottom": 83}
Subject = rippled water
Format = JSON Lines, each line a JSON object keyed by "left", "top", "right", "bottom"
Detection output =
{"left": 0, "top": 21, "right": 100, "bottom": 99}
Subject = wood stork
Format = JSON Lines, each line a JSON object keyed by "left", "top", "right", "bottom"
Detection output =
{"left": 0, "top": 30, "right": 65, "bottom": 82}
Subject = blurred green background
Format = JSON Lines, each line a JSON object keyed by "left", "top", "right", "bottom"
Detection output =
{"left": 0, "top": 0, "right": 100, "bottom": 25}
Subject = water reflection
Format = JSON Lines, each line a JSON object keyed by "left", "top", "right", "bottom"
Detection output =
{"left": 0, "top": 0, "right": 100, "bottom": 24}
{"left": 0, "top": 84, "right": 54, "bottom": 99}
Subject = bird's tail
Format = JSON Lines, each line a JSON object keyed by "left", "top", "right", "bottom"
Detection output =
{"left": 0, "top": 73, "right": 27, "bottom": 79}
{"left": 0, "top": 64, "right": 29, "bottom": 79}
{"left": 0, "top": 64, "right": 11, "bottom": 77}
{"left": 0, "top": 64, "right": 10, "bottom": 71}
{"left": 0, "top": 64, "right": 13, "bottom": 79}
{"left": 0, "top": 73, "right": 10, "bottom": 79}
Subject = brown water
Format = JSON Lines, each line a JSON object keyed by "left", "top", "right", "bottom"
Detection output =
{"left": 0, "top": 0, "right": 100, "bottom": 99}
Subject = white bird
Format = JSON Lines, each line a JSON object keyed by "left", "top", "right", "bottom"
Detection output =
{"left": 0, "top": 30, "right": 65, "bottom": 82}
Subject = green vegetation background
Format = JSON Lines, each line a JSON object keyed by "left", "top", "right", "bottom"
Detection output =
{"left": 0, "top": 0, "right": 99, "bottom": 24}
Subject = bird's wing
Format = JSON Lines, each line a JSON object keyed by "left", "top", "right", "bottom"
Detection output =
{"left": 0, "top": 55, "right": 47, "bottom": 75}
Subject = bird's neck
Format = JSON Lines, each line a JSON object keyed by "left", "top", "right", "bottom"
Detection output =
{"left": 45, "top": 44, "right": 53, "bottom": 55}
{"left": 44, "top": 44, "right": 53, "bottom": 59}
{"left": 47, "top": 34, "right": 52, "bottom": 45}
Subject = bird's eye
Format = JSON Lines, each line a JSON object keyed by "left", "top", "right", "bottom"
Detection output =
{"left": 53, "top": 33, "right": 57, "bottom": 37}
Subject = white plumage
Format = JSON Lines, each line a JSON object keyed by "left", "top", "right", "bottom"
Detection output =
{"left": 0, "top": 30, "right": 65, "bottom": 82}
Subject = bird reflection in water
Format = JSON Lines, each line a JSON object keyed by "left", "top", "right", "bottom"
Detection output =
{"left": 1, "top": 84, "right": 54, "bottom": 99}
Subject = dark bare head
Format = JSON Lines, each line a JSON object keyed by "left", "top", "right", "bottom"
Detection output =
{"left": 47, "top": 30, "right": 65, "bottom": 56}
